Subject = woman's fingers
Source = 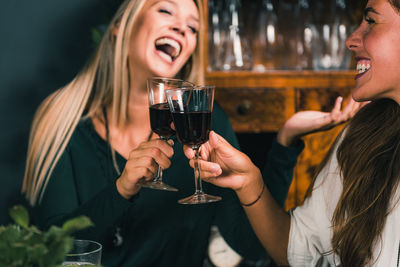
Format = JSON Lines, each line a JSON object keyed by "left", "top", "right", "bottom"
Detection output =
{"left": 116, "top": 139, "right": 175, "bottom": 199}
{"left": 330, "top": 96, "right": 344, "bottom": 121}
{"left": 188, "top": 158, "right": 222, "bottom": 177}
{"left": 337, "top": 97, "right": 357, "bottom": 121}
{"left": 124, "top": 156, "right": 158, "bottom": 178}
{"left": 129, "top": 149, "right": 171, "bottom": 170}
{"left": 188, "top": 158, "right": 243, "bottom": 188}
{"left": 129, "top": 139, "right": 174, "bottom": 169}
{"left": 183, "top": 145, "right": 195, "bottom": 159}
{"left": 136, "top": 138, "right": 174, "bottom": 157}
{"left": 184, "top": 131, "right": 233, "bottom": 161}
{"left": 330, "top": 96, "right": 364, "bottom": 124}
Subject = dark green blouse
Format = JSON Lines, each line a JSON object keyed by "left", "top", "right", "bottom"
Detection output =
{"left": 33, "top": 103, "right": 303, "bottom": 267}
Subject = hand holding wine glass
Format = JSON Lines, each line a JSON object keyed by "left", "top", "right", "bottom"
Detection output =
{"left": 166, "top": 85, "right": 222, "bottom": 204}
{"left": 116, "top": 138, "right": 175, "bottom": 199}
{"left": 139, "top": 77, "right": 194, "bottom": 191}
{"left": 182, "top": 131, "right": 265, "bottom": 206}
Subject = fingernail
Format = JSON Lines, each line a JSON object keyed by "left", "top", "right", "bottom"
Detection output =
{"left": 167, "top": 139, "right": 174, "bottom": 146}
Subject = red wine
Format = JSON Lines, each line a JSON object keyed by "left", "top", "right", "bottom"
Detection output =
{"left": 172, "top": 111, "right": 212, "bottom": 147}
{"left": 149, "top": 103, "right": 175, "bottom": 138}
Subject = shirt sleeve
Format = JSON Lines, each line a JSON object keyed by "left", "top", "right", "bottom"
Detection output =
{"left": 287, "top": 139, "right": 343, "bottom": 266}
{"left": 262, "top": 139, "right": 304, "bottom": 207}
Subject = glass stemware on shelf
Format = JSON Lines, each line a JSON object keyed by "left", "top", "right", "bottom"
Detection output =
{"left": 311, "top": 0, "right": 352, "bottom": 70}
{"left": 139, "top": 77, "right": 194, "bottom": 192}
{"left": 252, "top": 0, "right": 280, "bottom": 71}
{"left": 213, "top": 0, "right": 253, "bottom": 71}
{"left": 165, "top": 85, "right": 222, "bottom": 204}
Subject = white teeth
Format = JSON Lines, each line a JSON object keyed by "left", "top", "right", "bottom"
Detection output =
{"left": 158, "top": 51, "right": 173, "bottom": 63}
{"left": 155, "top": 38, "right": 181, "bottom": 58}
{"left": 356, "top": 63, "right": 371, "bottom": 74}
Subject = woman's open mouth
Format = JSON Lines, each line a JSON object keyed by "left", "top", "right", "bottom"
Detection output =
{"left": 355, "top": 60, "right": 370, "bottom": 79}
{"left": 155, "top": 37, "right": 182, "bottom": 63}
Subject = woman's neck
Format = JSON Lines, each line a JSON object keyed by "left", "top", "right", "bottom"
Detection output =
{"left": 92, "top": 78, "right": 153, "bottom": 159}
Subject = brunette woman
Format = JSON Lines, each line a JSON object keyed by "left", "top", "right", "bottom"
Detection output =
{"left": 184, "top": 0, "right": 400, "bottom": 266}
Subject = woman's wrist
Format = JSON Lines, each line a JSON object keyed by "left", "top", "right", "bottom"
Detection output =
{"left": 235, "top": 169, "right": 265, "bottom": 205}
{"left": 240, "top": 183, "right": 265, "bottom": 207}
{"left": 116, "top": 178, "right": 140, "bottom": 200}
{"left": 277, "top": 126, "right": 299, "bottom": 147}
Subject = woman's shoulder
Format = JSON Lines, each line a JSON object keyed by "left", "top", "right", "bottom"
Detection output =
{"left": 66, "top": 118, "right": 106, "bottom": 152}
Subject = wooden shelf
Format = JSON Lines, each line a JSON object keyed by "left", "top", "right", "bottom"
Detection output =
{"left": 206, "top": 71, "right": 356, "bottom": 133}
{"left": 207, "top": 70, "right": 356, "bottom": 88}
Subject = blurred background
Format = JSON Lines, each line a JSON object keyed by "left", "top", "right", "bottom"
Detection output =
{"left": 0, "top": 0, "right": 124, "bottom": 224}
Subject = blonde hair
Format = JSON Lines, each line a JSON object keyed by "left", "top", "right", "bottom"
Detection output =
{"left": 22, "top": 0, "right": 205, "bottom": 206}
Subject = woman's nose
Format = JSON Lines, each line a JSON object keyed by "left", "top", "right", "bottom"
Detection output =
{"left": 345, "top": 26, "right": 362, "bottom": 51}
{"left": 172, "top": 25, "right": 185, "bottom": 36}
{"left": 170, "top": 17, "right": 186, "bottom": 36}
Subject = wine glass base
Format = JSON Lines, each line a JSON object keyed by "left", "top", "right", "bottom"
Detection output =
{"left": 139, "top": 180, "right": 178, "bottom": 192}
{"left": 178, "top": 193, "right": 221, "bottom": 204}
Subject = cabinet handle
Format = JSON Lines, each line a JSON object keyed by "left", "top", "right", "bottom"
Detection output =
{"left": 237, "top": 101, "right": 251, "bottom": 115}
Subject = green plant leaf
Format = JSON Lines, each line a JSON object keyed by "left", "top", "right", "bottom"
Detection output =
{"left": 1, "top": 207, "right": 97, "bottom": 267}
{"left": 9, "top": 205, "right": 29, "bottom": 229}
{"left": 62, "top": 216, "right": 93, "bottom": 235}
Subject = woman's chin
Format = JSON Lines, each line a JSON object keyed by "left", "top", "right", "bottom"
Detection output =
{"left": 150, "top": 68, "right": 179, "bottom": 78}
{"left": 352, "top": 86, "right": 373, "bottom": 103}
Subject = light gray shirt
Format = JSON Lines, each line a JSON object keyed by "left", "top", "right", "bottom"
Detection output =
{"left": 288, "top": 134, "right": 400, "bottom": 266}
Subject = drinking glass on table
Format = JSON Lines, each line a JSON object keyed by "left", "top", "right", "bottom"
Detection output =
{"left": 62, "top": 239, "right": 102, "bottom": 266}
{"left": 140, "top": 77, "right": 194, "bottom": 191}
{"left": 165, "top": 85, "right": 222, "bottom": 204}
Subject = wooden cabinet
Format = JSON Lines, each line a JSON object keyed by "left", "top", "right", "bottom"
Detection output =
{"left": 206, "top": 71, "right": 355, "bottom": 209}
{"left": 200, "top": 1, "right": 359, "bottom": 210}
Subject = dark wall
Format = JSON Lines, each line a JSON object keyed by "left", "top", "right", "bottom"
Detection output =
{"left": 0, "top": 0, "right": 122, "bottom": 225}
{"left": 0, "top": 0, "right": 300, "bottom": 226}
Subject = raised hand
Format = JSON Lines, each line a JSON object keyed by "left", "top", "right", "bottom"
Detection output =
{"left": 116, "top": 139, "right": 174, "bottom": 199}
{"left": 277, "top": 96, "right": 367, "bottom": 146}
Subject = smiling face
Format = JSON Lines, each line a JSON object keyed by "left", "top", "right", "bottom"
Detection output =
{"left": 129, "top": 0, "right": 199, "bottom": 79}
{"left": 346, "top": 0, "right": 400, "bottom": 103}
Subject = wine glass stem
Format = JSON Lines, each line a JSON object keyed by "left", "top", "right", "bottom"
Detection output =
{"left": 155, "top": 136, "right": 168, "bottom": 181}
{"left": 193, "top": 147, "right": 204, "bottom": 194}
{"left": 154, "top": 166, "right": 162, "bottom": 181}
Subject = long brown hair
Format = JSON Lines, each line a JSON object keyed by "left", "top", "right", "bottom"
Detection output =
{"left": 304, "top": 1, "right": 400, "bottom": 265}
{"left": 390, "top": 0, "right": 400, "bottom": 12}
{"left": 334, "top": 98, "right": 400, "bottom": 266}
{"left": 306, "top": 98, "right": 400, "bottom": 266}
{"left": 22, "top": 0, "right": 205, "bottom": 206}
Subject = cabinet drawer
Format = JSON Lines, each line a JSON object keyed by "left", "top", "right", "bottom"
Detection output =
{"left": 215, "top": 87, "right": 296, "bottom": 133}
{"left": 296, "top": 87, "right": 353, "bottom": 111}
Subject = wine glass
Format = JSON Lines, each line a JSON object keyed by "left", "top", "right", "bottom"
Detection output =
{"left": 165, "top": 85, "right": 222, "bottom": 204}
{"left": 140, "top": 77, "right": 194, "bottom": 192}
{"left": 62, "top": 239, "right": 102, "bottom": 266}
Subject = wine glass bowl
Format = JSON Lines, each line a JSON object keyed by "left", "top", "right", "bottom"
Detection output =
{"left": 165, "top": 85, "right": 222, "bottom": 204}
{"left": 141, "top": 77, "right": 194, "bottom": 192}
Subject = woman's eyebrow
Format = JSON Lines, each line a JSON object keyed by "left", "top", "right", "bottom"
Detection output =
{"left": 364, "top": 6, "right": 380, "bottom": 17}
{"left": 159, "top": 0, "right": 199, "bottom": 22}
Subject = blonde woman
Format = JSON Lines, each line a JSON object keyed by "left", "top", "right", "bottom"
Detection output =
{"left": 22, "top": 0, "right": 360, "bottom": 266}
